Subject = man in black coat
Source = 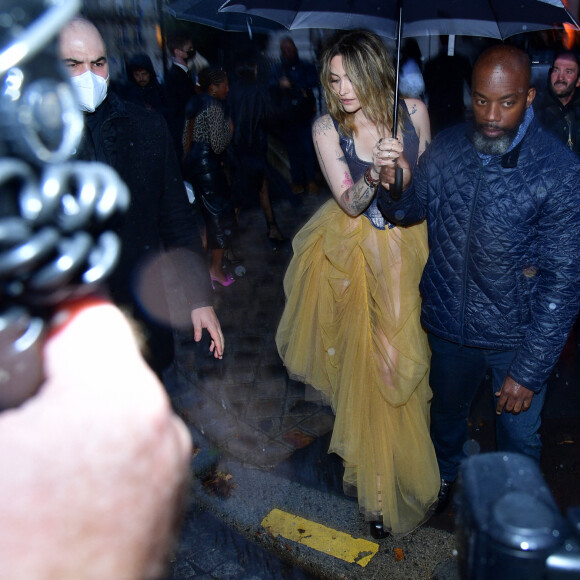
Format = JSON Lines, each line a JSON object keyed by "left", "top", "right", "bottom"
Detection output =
{"left": 535, "top": 50, "right": 580, "bottom": 156}
{"left": 122, "top": 52, "right": 168, "bottom": 115}
{"left": 59, "top": 17, "right": 224, "bottom": 376}
{"left": 164, "top": 34, "right": 198, "bottom": 161}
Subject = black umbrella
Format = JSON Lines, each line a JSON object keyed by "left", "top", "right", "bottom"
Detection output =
{"left": 165, "top": 0, "right": 283, "bottom": 37}
{"left": 220, "top": 0, "right": 580, "bottom": 195}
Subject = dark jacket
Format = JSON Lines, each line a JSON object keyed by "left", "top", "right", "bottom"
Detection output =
{"left": 164, "top": 63, "right": 197, "bottom": 158}
{"left": 269, "top": 56, "right": 318, "bottom": 128}
{"left": 75, "top": 92, "right": 212, "bottom": 317}
{"left": 122, "top": 53, "right": 168, "bottom": 115}
{"left": 534, "top": 89, "right": 580, "bottom": 156}
{"left": 377, "top": 117, "right": 580, "bottom": 392}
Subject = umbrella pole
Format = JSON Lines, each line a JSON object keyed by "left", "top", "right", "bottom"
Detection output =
{"left": 392, "top": 1, "right": 402, "bottom": 139}
{"left": 391, "top": 0, "right": 403, "bottom": 200}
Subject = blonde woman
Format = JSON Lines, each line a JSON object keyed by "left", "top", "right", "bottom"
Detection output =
{"left": 276, "top": 30, "right": 439, "bottom": 537}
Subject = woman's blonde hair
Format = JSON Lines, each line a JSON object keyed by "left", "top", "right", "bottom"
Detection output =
{"left": 320, "top": 29, "right": 404, "bottom": 138}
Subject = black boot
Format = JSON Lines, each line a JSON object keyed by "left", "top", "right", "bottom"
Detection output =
{"left": 434, "top": 478, "right": 454, "bottom": 515}
{"left": 369, "top": 520, "right": 389, "bottom": 539}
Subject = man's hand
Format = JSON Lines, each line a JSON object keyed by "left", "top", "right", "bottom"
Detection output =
{"left": 0, "top": 300, "right": 191, "bottom": 579}
{"left": 191, "top": 305, "right": 224, "bottom": 359}
{"left": 495, "top": 375, "right": 534, "bottom": 415}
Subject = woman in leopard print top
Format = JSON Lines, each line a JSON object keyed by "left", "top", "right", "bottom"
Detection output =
{"left": 183, "top": 68, "right": 236, "bottom": 287}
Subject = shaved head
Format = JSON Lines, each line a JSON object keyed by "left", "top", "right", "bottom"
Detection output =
{"left": 59, "top": 17, "right": 108, "bottom": 80}
{"left": 473, "top": 44, "right": 532, "bottom": 89}
{"left": 470, "top": 44, "right": 535, "bottom": 155}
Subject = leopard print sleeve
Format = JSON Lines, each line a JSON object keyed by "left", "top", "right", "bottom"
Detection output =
{"left": 206, "top": 103, "right": 232, "bottom": 154}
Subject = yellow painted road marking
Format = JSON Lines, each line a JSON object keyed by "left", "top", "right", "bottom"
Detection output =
{"left": 261, "top": 509, "right": 379, "bottom": 567}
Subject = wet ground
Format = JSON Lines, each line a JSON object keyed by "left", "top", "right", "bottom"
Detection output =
{"left": 162, "top": 177, "right": 580, "bottom": 579}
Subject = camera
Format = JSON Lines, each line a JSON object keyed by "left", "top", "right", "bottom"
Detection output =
{"left": 455, "top": 452, "right": 580, "bottom": 579}
{"left": 0, "top": 0, "right": 129, "bottom": 409}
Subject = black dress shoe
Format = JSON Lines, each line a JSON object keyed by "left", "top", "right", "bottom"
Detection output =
{"left": 434, "top": 478, "right": 454, "bottom": 515}
{"left": 369, "top": 520, "right": 389, "bottom": 539}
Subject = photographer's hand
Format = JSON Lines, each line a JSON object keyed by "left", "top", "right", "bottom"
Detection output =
{"left": 0, "top": 299, "right": 191, "bottom": 579}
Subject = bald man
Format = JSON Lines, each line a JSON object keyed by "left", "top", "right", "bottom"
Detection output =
{"left": 377, "top": 44, "right": 580, "bottom": 512}
{"left": 58, "top": 18, "right": 224, "bottom": 373}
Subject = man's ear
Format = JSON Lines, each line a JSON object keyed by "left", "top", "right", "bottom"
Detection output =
{"left": 526, "top": 86, "right": 537, "bottom": 108}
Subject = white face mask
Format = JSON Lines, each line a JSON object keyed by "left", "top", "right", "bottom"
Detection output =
{"left": 70, "top": 70, "right": 108, "bottom": 113}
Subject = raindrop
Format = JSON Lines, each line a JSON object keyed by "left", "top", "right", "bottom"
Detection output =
{"left": 327, "top": 347, "right": 336, "bottom": 356}
{"left": 549, "top": 302, "right": 557, "bottom": 310}
{"left": 200, "top": 425, "right": 205, "bottom": 435}
{"left": 234, "top": 264, "right": 246, "bottom": 277}
{"left": 221, "top": 399, "right": 227, "bottom": 409}
{"left": 394, "top": 209, "right": 405, "bottom": 221}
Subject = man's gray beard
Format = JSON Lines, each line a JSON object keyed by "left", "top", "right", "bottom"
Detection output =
{"left": 472, "top": 130, "right": 512, "bottom": 155}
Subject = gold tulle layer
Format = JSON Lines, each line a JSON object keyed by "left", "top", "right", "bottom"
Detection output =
{"left": 276, "top": 200, "right": 440, "bottom": 535}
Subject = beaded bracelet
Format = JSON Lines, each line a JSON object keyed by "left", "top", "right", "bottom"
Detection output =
{"left": 364, "top": 165, "right": 380, "bottom": 189}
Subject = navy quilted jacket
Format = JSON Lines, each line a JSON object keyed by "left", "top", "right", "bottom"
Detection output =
{"left": 377, "top": 117, "right": 580, "bottom": 392}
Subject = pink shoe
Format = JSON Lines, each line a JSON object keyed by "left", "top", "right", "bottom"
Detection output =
{"left": 211, "top": 273, "right": 236, "bottom": 288}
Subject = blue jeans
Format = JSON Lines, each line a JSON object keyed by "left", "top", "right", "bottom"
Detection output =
{"left": 428, "top": 333, "right": 546, "bottom": 482}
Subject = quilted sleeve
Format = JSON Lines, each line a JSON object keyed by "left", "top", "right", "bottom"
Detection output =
{"left": 508, "top": 161, "right": 580, "bottom": 391}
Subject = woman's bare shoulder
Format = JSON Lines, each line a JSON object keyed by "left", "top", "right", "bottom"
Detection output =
{"left": 312, "top": 113, "right": 337, "bottom": 138}
{"left": 403, "top": 98, "right": 428, "bottom": 118}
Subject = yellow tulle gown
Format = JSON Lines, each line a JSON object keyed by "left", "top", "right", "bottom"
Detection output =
{"left": 276, "top": 198, "right": 440, "bottom": 535}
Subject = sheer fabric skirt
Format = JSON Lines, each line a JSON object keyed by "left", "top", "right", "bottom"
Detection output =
{"left": 276, "top": 200, "right": 440, "bottom": 535}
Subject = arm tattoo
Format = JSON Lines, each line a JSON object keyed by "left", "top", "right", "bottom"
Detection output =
{"left": 342, "top": 171, "right": 354, "bottom": 188}
{"left": 313, "top": 139, "right": 332, "bottom": 187}
{"left": 409, "top": 103, "right": 418, "bottom": 115}
{"left": 343, "top": 179, "right": 375, "bottom": 214}
{"left": 313, "top": 115, "right": 373, "bottom": 214}
{"left": 312, "top": 115, "right": 334, "bottom": 137}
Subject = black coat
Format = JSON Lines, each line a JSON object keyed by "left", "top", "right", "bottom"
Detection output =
{"left": 121, "top": 53, "right": 168, "bottom": 115}
{"left": 164, "top": 63, "right": 197, "bottom": 158}
{"left": 75, "top": 92, "right": 212, "bottom": 370}
{"left": 534, "top": 89, "right": 580, "bottom": 156}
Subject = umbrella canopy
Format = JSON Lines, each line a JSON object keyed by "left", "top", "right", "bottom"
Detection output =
{"left": 220, "top": 0, "right": 579, "bottom": 197}
{"left": 165, "top": 0, "right": 283, "bottom": 35}
{"left": 219, "top": 0, "right": 579, "bottom": 40}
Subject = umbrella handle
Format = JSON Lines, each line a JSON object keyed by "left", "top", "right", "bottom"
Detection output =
{"left": 390, "top": 167, "right": 403, "bottom": 201}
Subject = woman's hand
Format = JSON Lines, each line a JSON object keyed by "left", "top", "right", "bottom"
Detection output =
{"left": 376, "top": 138, "right": 412, "bottom": 191}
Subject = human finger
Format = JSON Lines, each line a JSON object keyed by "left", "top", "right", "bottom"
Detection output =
{"left": 495, "top": 389, "right": 507, "bottom": 415}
